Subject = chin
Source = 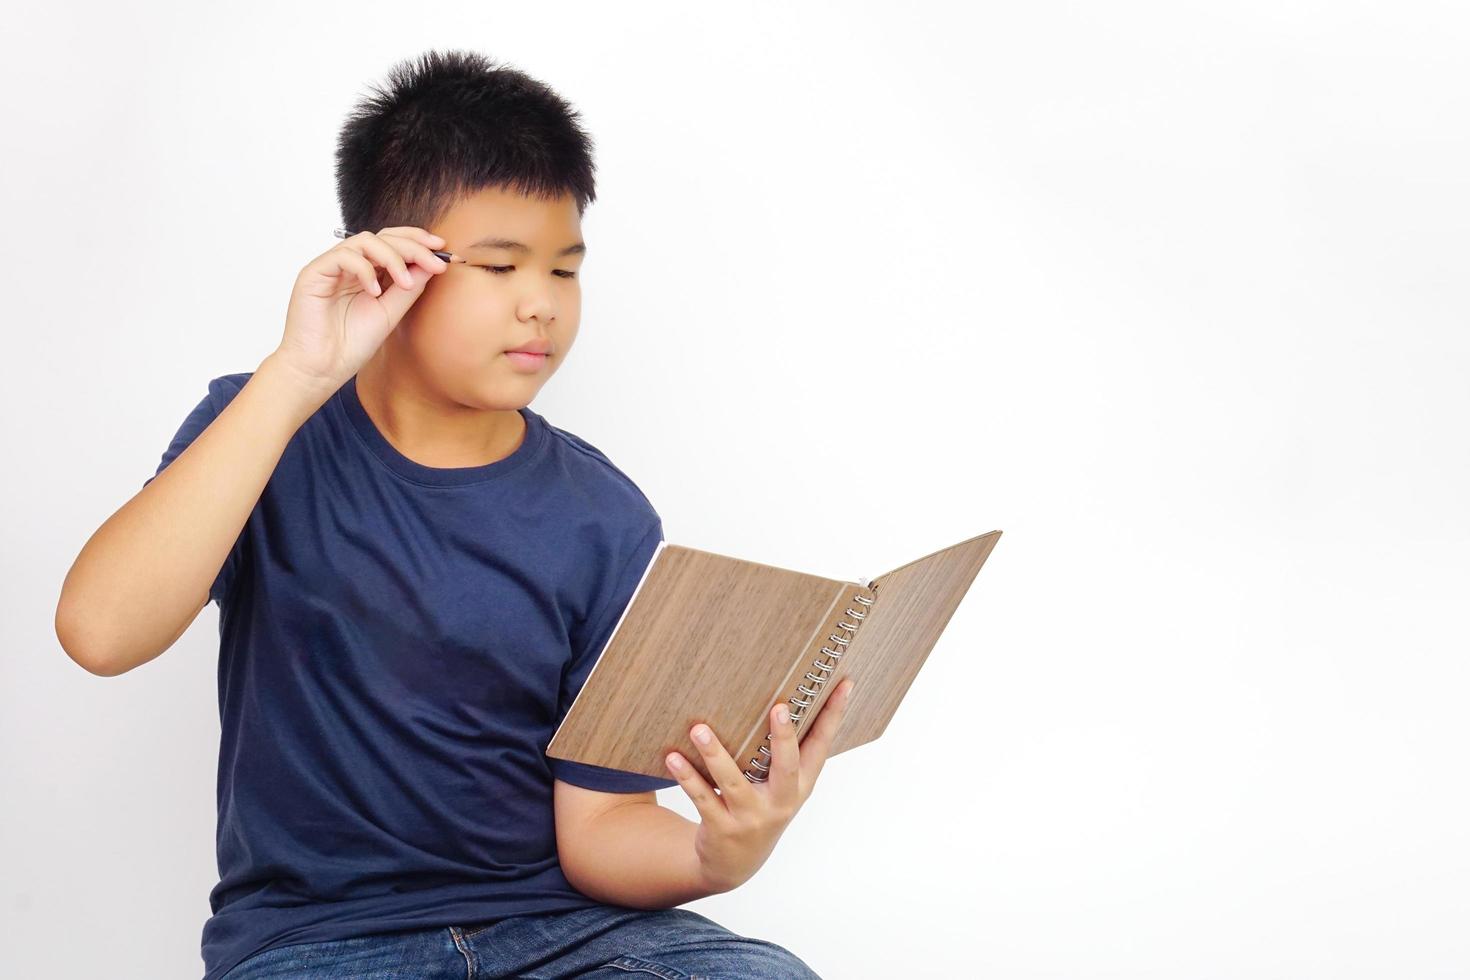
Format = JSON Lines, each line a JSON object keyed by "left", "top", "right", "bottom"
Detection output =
{"left": 472, "top": 379, "right": 543, "bottom": 411}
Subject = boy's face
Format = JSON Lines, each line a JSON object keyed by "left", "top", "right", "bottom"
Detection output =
{"left": 398, "top": 184, "right": 585, "bottom": 409}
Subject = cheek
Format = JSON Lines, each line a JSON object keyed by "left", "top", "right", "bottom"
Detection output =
{"left": 409, "top": 316, "right": 496, "bottom": 370}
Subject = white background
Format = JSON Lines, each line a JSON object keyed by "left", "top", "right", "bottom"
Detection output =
{"left": 4, "top": 2, "right": 1467, "bottom": 977}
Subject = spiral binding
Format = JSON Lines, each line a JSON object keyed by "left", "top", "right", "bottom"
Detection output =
{"left": 742, "top": 585, "right": 877, "bottom": 783}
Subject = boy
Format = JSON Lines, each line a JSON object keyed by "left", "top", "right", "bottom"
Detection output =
{"left": 54, "top": 49, "right": 853, "bottom": 980}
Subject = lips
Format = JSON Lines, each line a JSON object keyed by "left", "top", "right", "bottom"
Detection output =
{"left": 504, "top": 350, "right": 550, "bottom": 371}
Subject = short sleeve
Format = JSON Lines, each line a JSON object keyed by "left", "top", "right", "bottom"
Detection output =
{"left": 550, "top": 518, "right": 678, "bottom": 793}
{"left": 142, "top": 375, "right": 252, "bottom": 607}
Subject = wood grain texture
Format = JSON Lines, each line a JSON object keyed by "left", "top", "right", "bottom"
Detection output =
{"left": 818, "top": 529, "right": 1002, "bottom": 760}
{"left": 546, "top": 530, "right": 1003, "bottom": 784}
{"left": 547, "top": 544, "right": 850, "bottom": 782}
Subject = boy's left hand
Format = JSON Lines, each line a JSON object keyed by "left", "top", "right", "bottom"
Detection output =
{"left": 664, "top": 677, "right": 856, "bottom": 893}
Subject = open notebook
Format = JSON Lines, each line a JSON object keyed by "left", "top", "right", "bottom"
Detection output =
{"left": 546, "top": 529, "right": 1002, "bottom": 785}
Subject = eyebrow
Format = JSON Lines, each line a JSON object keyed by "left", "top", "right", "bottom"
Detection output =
{"left": 466, "top": 236, "right": 586, "bottom": 257}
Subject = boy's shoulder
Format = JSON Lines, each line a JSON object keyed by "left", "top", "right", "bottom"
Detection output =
{"left": 537, "top": 416, "right": 659, "bottom": 524}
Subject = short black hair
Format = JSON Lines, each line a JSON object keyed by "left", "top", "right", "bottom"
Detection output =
{"left": 335, "top": 49, "right": 597, "bottom": 235}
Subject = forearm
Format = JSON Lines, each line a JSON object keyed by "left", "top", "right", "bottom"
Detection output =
{"left": 56, "top": 353, "right": 327, "bottom": 676}
{"left": 562, "top": 802, "right": 731, "bottom": 909}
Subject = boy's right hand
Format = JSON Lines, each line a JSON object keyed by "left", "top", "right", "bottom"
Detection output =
{"left": 270, "top": 227, "right": 452, "bottom": 398}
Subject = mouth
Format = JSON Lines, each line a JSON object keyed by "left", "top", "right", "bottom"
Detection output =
{"left": 504, "top": 350, "right": 550, "bottom": 370}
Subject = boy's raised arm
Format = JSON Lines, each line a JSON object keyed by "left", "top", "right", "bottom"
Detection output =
{"left": 54, "top": 225, "right": 453, "bottom": 677}
{"left": 55, "top": 355, "right": 329, "bottom": 676}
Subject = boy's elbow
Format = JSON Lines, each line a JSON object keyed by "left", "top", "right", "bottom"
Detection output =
{"left": 57, "top": 630, "right": 114, "bottom": 677}
{"left": 552, "top": 779, "right": 658, "bottom": 893}
{"left": 55, "top": 603, "right": 120, "bottom": 677}
{"left": 54, "top": 590, "right": 93, "bottom": 670}
{"left": 57, "top": 625, "right": 158, "bottom": 678}
{"left": 54, "top": 589, "right": 139, "bottom": 677}
{"left": 74, "top": 653, "right": 127, "bottom": 678}
{"left": 54, "top": 579, "right": 205, "bottom": 677}
{"left": 553, "top": 813, "right": 599, "bottom": 894}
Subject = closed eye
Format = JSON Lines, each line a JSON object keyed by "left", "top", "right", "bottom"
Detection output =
{"left": 480, "top": 265, "right": 578, "bottom": 279}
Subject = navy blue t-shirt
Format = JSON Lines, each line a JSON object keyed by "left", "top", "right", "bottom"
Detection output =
{"left": 143, "top": 371, "right": 677, "bottom": 980}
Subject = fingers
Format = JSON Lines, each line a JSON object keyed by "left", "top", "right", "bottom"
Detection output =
{"left": 664, "top": 749, "right": 728, "bottom": 825}
{"left": 764, "top": 701, "right": 801, "bottom": 809}
{"left": 383, "top": 226, "right": 464, "bottom": 263}
{"left": 378, "top": 230, "right": 452, "bottom": 278}
{"left": 797, "top": 678, "right": 856, "bottom": 788}
{"left": 337, "top": 229, "right": 449, "bottom": 293}
{"left": 337, "top": 232, "right": 412, "bottom": 291}
{"left": 685, "top": 723, "right": 754, "bottom": 803}
{"left": 667, "top": 687, "right": 855, "bottom": 822}
{"left": 309, "top": 246, "right": 383, "bottom": 297}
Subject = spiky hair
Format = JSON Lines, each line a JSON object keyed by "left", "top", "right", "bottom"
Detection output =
{"left": 335, "top": 49, "right": 597, "bottom": 234}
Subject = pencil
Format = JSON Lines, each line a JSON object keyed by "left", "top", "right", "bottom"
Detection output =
{"left": 332, "top": 227, "right": 466, "bottom": 264}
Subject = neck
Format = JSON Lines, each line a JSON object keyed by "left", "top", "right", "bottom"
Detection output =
{"left": 354, "top": 351, "right": 526, "bottom": 469}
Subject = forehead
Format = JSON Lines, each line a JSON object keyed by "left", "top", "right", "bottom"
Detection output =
{"left": 436, "top": 185, "right": 582, "bottom": 251}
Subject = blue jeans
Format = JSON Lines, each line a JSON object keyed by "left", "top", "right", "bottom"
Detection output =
{"left": 218, "top": 904, "right": 822, "bottom": 979}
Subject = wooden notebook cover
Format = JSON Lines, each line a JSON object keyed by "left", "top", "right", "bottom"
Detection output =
{"left": 547, "top": 529, "right": 1002, "bottom": 784}
{"left": 546, "top": 543, "right": 853, "bottom": 783}
{"left": 793, "top": 529, "right": 1003, "bottom": 762}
